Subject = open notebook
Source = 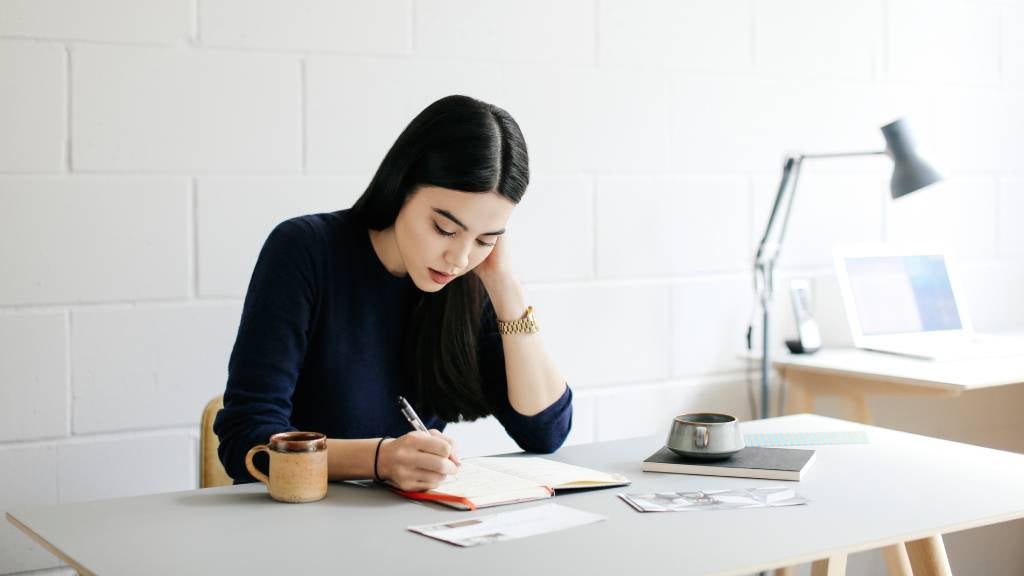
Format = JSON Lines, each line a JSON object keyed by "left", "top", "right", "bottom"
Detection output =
{"left": 393, "top": 456, "right": 630, "bottom": 510}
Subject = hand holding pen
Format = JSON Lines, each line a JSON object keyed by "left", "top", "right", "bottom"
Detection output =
{"left": 373, "top": 396, "right": 460, "bottom": 491}
{"left": 398, "top": 396, "right": 461, "bottom": 467}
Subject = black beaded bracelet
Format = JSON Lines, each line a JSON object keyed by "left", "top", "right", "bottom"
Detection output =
{"left": 373, "top": 437, "right": 389, "bottom": 482}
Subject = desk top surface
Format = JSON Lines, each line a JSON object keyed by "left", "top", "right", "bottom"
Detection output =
{"left": 769, "top": 348, "right": 1024, "bottom": 391}
{"left": 9, "top": 415, "right": 1024, "bottom": 576}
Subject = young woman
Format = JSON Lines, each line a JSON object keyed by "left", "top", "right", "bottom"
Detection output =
{"left": 214, "top": 95, "right": 571, "bottom": 492}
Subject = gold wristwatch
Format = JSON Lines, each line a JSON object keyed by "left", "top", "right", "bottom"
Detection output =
{"left": 497, "top": 306, "right": 540, "bottom": 335}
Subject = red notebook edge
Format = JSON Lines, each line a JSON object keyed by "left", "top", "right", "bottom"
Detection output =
{"left": 392, "top": 488, "right": 478, "bottom": 510}
{"left": 391, "top": 486, "right": 556, "bottom": 511}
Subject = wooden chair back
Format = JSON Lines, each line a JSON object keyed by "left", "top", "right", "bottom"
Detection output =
{"left": 200, "top": 394, "right": 233, "bottom": 488}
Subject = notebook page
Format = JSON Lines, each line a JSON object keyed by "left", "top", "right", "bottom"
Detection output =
{"left": 433, "top": 460, "right": 545, "bottom": 499}
{"left": 471, "top": 457, "right": 627, "bottom": 488}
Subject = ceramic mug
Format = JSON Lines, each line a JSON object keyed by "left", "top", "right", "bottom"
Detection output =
{"left": 245, "top": 431, "right": 328, "bottom": 503}
{"left": 666, "top": 413, "right": 745, "bottom": 460}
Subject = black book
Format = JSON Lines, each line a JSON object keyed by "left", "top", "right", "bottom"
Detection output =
{"left": 642, "top": 446, "right": 816, "bottom": 481}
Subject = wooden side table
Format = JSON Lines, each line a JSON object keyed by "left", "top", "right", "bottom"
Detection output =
{"left": 772, "top": 347, "right": 1024, "bottom": 576}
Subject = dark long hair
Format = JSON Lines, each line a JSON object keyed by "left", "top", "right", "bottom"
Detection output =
{"left": 350, "top": 95, "right": 530, "bottom": 422}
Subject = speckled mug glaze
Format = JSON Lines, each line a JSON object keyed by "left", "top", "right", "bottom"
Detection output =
{"left": 245, "top": 431, "right": 328, "bottom": 503}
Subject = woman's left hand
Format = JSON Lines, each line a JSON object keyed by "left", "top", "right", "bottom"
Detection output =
{"left": 472, "top": 232, "right": 529, "bottom": 321}
{"left": 472, "top": 232, "right": 515, "bottom": 287}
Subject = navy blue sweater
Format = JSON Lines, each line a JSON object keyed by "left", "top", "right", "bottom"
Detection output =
{"left": 214, "top": 210, "right": 573, "bottom": 483}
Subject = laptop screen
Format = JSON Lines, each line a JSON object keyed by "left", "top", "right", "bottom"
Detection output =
{"left": 843, "top": 255, "right": 963, "bottom": 335}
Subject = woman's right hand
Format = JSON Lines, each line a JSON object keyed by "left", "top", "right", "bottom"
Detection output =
{"left": 377, "top": 430, "right": 460, "bottom": 492}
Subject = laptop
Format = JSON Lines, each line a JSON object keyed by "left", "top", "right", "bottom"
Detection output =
{"left": 833, "top": 246, "right": 1023, "bottom": 360}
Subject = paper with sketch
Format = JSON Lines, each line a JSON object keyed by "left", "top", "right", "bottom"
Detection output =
{"left": 619, "top": 487, "right": 809, "bottom": 512}
{"left": 407, "top": 503, "right": 606, "bottom": 547}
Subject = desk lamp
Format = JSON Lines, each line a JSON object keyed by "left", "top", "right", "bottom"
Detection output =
{"left": 751, "top": 118, "right": 942, "bottom": 419}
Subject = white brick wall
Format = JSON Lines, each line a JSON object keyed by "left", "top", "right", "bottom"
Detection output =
{"left": 73, "top": 46, "right": 302, "bottom": 172}
{"left": 56, "top": 432, "right": 195, "bottom": 503}
{"left": 0, "top": 177, "right": 190, "bottom": 305}
{"left": 670, "top": 277, "right": 752, "bottom": 377}
{"left": 306, "top": 55, "right": 499, "bottom": 173}
{"left": 598, "top": 0, "right": 750, "bottom": 71}
{"left": 511, "top": 176, "right": 595, "bottom": 283}
{"left": 417, "top": 0, "right": 595, "bottom": 65}
{"left": 596, "top": 175, "right": 750, "bottom": 277}
{"left": 517, "top": 66, "right": 672, "bottom": 173}
{"left": 912, "top": 86, "right": 1014, "bottom": 173}
{"left": 70, "top": 304, "right": 241, "bottom": 434}
{"left": 1010, "top": 89, "right": 1024, "bottom": 170}
{"left": 0, "top": 43, "right": 65, "bottom": 171}
{"left": 593, "top": 376, "right": 749, "bottom": 442}
{"left": 531, "top": 282, "right": 672, "bottom": 387}
{"left": 196, "top": 176, "right": 364, "bottom": 296}
{"left": 888, "top": 0, "right": 1001, "bottom": 85}
{"left": 668, "top": 76, "right": 898, "bottom": 173}
{"left": 0, "top": 0, "right": 192, "bottom": 44}
{"left": 199, "top": 0, "right": 412, "bottom": 54}
{"left": 752, "top": 0, "right": 883, "bottom": 81}
{"left": 0, "top": 313, "right": 67, "bottom": 442}
{"left": 0, "top": 446, "right": 59, "bottom": 573}
{"left": 445, "top": 392, "right": 596, "bottom": 458}
{"left": 1008, "top": 5, "right": 1024, "bottom": 86}
{"left": 887, "top": 178, "right": 999, "bottom": 258}
{"left": 960, "top": 261, "right": 1024, "bottom": 331}
{"left": 1001, "top": 179, "right": 1024, "bottom": 258}
{"left": 2, "top": 1, "right": 1023, "bottom": 575}
{"left": 753, "top": 171, "right": 888, "bottom": 269}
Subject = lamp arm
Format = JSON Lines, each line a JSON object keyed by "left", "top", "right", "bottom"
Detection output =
{"left": 801, "top": 149, "right": 886, "bottom": 160}
{"left": 751, "top": 154, "right": 802, "bottom": 420}
{"left": 750, "top": 147, "right": 887, "bottom": 419}
{"left": 755, "top": 148, "right": 886, "bottom": 276}
{"left": 773, "top": 156, "right": 806, "bottom": 260}
{"left": 754, "top": 155, "right": 797, "bottom": 268}
{"left": 754, "top": 154, "right": 804, "bottom": 303}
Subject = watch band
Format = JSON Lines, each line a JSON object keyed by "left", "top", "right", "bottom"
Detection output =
{"left": 497, "top": 305, "right": 540, "bottom": 335}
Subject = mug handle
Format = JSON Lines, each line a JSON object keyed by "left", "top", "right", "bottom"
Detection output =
{"left": 695, "top": 426, "right": 709, "bottom": 449}
{"left": 245, "top": 444, "right": 271, "bottom": 486}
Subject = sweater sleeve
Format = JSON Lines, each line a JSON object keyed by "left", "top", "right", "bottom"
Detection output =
{"left": 478, "top": 300, "right": 573, "bottom": 454}
{"left": 213, "top": 218, "right": 316, "bottom": 483}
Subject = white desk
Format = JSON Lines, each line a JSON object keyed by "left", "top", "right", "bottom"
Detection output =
{"left": 9, "top": 415, "right": 1024, "bottom": 576}
{"left": 774, "top": 348, "right": 1024, "bottom": 424}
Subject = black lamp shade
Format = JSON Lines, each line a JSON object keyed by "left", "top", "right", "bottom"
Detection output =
{"left": 881, "top": 118, "right": 943, "bottom": 199}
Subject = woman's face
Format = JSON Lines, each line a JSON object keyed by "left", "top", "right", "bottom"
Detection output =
{"left": 394, "top": 185, "right": 515, "bottom": 292}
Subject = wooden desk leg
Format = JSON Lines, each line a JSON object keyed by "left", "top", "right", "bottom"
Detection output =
{"left": 775, "top": 555, "right": 846, "bottom": 576}
{"left": 848, "top": 395, "right": 873, "bottom": 425}
{"left": 787, "top": 375, "right": 872, "bottom": 424}
{"left": 810, "top": 554, "right": 847, "bottom": 576}
{"left": 883, "top": 543, "right": 913, "bottom": 576}
{"left": 784, "top": 377, "right": 814, "bottom": 415}
{"left": 906, "top": 534, "right": 953, "bottom": 576}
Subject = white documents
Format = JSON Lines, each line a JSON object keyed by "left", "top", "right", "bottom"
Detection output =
{"left": 407, "top": 503, "right": 605, "bottom": 547}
